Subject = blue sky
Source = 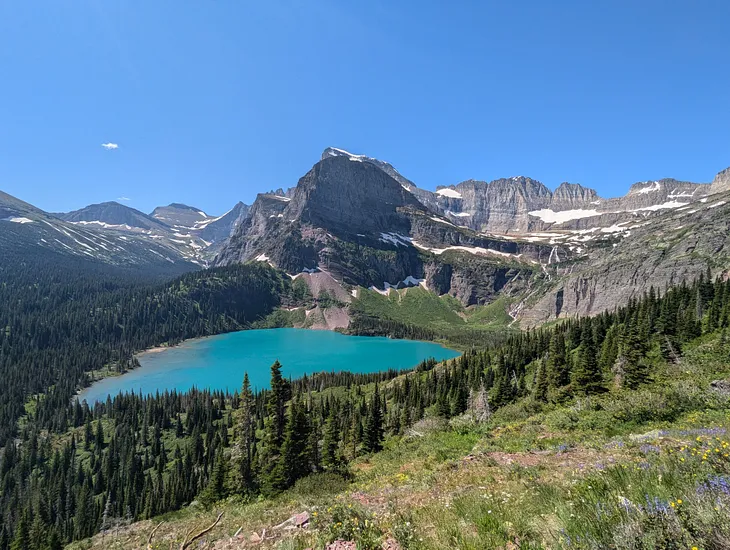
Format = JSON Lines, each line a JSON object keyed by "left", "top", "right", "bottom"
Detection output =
{"left": 1, "top": 1, "right": 729, "bottom": 215}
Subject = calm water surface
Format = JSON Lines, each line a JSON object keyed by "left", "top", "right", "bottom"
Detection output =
{"left": 79, "top": 328, "right": 460, "bottom": 403}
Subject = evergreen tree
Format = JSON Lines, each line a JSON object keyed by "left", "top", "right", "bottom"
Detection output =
{"left": 200, "top": 449, "right": 228, "bottom": 505}
{"left": 9, "top": 513, "right": 29, "bottom": 550}
{"left": 236, "top": 373, "right": 255, "bottom": 494}
{"left": 362, "top": 385, "right": 384, "bottom": 453}
{"left": 276, "top": 398, "right": 312, "bottom": 488}
{"left": 618, "top": 320, "right": 651, "bottom": 389}
{"left": 260, "top": 361, "right": 289, "bottom": 487}
{"left": 572, "top": 324, "right": 604, "bottom": 395}
{"left": 547, "top": 332, "right": 569, "bottom": 388}
{"left": 322, "top": 407, "right": 341, "bottom": 471}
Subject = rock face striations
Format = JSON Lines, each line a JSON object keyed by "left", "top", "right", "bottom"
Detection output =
{"left": 216, "top": 152, "right": 569, "bottom": 306}
{"left": 216, "top": 147, "right": 730, "bottom": 322}
{"left": 711, "top": 167, "right": 730, "bottom": 194}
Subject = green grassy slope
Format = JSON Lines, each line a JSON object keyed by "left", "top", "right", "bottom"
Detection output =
{"left": 348, "top": 286, "right": 517, "bottom": 349}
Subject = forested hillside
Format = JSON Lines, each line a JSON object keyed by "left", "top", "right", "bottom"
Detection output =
{"left": 0, "top": 256, "right": 288, "bottom": 447}
{"left": 2, "top": 266, "right": 729, "bottom": 548}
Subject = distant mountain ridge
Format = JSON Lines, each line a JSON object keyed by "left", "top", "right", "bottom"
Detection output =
{"left": 47, "top": 199, "right": 252, "bottom": 265}
{"left": 3, "top": 146, "right": 729, "bottom": 327}
{"left": 58, "top": 201, "right": 171, "bottom": 232}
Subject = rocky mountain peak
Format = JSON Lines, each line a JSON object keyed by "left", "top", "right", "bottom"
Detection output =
{"left": 285, "top": 154, "right": 425, "bottom": 235}
{"left": 488, "top": 176, "right": 552, "bottom": 199}
{"left": 151, "top": 203, "right": 210, "bottom": 228}
{"left": 627, "top": 180, "right": 665, "bottom": 195}
{"left": 551, "top": 182, "right": 599, "bottom": 210}
{"left": 321, "top": 147, "right": 417, "bottom": 192}
{"left": 711, "top": 167, "right": 730, "bottom": 194}
{"left": 553, "top": 182, "right": 598, "bottom": 200}
{"left": 58, "top": 201, "right": 168, "bottom": 231}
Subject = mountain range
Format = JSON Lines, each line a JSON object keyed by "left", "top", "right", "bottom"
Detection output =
{"left": 3, "top": 147, "right": 729, "bottom": 326}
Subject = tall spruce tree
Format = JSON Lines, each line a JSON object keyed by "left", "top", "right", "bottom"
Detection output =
{"left": 260, "top": 361, "right": 289, "bottom": 486}
{"left": 547, "top": 332, "right": 569, "bottom": 388}
{"left": 572, "top": 324, "right": 604, "bottom": 395}
{"left": 237, "top": 373, "right": 256, "bottom": 494}
{"left": 362, "top": 385, "right": 384, "bottom": 453}
{"left": 276, "top": 397, "right": 312, "bottom": 488}
{"left": 322, "top": 407, "right": 341, "bottom": 471}
{"left": 618, "top": 319, "right": 651, "bottom": 388}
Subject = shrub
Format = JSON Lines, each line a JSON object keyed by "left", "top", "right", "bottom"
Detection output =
{"left": 291, "top": 472, "right": 349, "bottom": 498}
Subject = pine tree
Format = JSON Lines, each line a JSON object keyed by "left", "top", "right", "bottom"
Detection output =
{"left": 547, "top": 332, "right": 569, "bottom": 388}
{"left": 237, "top": 373, "right": 255, "bottom": 494}
{"left": 200, "top": 449, "right": 228, "bottom": 505}
{"left": 362, "top": 385, "right": 384, "bottom": 453}
{"left": 572, "top": 324, "right": 604, "bottom": 395}
{"left": 48, "top": 530, "right": 63, "bottom": 550}
{"left": 435, "top": 391, "right": 450, "bottom": 417}
{"left": 276, "top": 398, "right": 312, "bottom": 488}
{"left": 618, "top": 320, "right": 651, "bottom": 389}
{"left": 95, "top": 420, "right": 104, "bottom": 449}
{"left": 260, "top": 361, "right": 289, "bottom": 486}
{"left": 9, "top": 513, "right": 29, "bottom": 550}
{"left": 322, "top": 407, "right": 341, "bottom": 471}
{"left": 598, "top": 324, "right": 619, "bottom": 372}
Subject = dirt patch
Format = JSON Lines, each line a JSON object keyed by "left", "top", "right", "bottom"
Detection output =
{"left": 299, "top": 271, "right": 352, "bottom": 304}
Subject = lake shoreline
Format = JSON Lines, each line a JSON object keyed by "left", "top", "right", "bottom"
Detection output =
{"left": 77, "top": 328, "right": 461, "bottom": 404}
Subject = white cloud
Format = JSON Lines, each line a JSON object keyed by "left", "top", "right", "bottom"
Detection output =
{"left": 116, "top": 196, "right": 131, "bottom": 202}
{"left": 101, "top": 142, "right": 119, "bottom": 150}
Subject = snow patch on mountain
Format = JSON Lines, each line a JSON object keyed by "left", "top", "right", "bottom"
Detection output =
{"left": 634, "top": 181, "right": 662, "bottom": 194}
{"left": 436, "top": 188, "right": 462, "bottom": 198}
{"left": 528, "top": 208, "right": 601, "bottom": 224}
{"left": 379, "top": 232, "right": 412, "bottom": 247}
{"left": 631, "top": 201, "right": 688, "bottom": 212}
{"left": 412, "top": 241, "right": 526, "bottom": 261}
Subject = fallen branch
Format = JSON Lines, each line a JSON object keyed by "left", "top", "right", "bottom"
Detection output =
{"left": 180, "top": 512, "right": 224, "bottom": 550}
{"left": 146, "top": 521, "right": 163, "bottom": 550}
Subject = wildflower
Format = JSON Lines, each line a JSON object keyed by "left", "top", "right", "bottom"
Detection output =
{"left": 677, "top": 499, "right": 683, "bottom": 504}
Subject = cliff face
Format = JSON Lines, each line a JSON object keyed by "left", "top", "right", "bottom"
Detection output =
{"left": 216, "top": 153, "right": 563, "bottom": 306}
{"left": 216, "top": 146, "right": 730, "bottom": 320}
{"left": 711, "top": 167, "right": 730, "bottom": 194}
{"left": 518, "top": 194, "right": 730, "bottom": 325}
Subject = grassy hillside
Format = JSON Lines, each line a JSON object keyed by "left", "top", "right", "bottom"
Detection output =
{"left": 69, "top": 330, "right": 730, "bottom": 550}
{"left": 348, "top": 286, "right": 517, "bottom": 348}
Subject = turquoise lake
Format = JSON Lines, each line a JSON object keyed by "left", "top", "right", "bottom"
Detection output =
{"left": 78, "top": 328, "right": 460, "bottom": 403}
